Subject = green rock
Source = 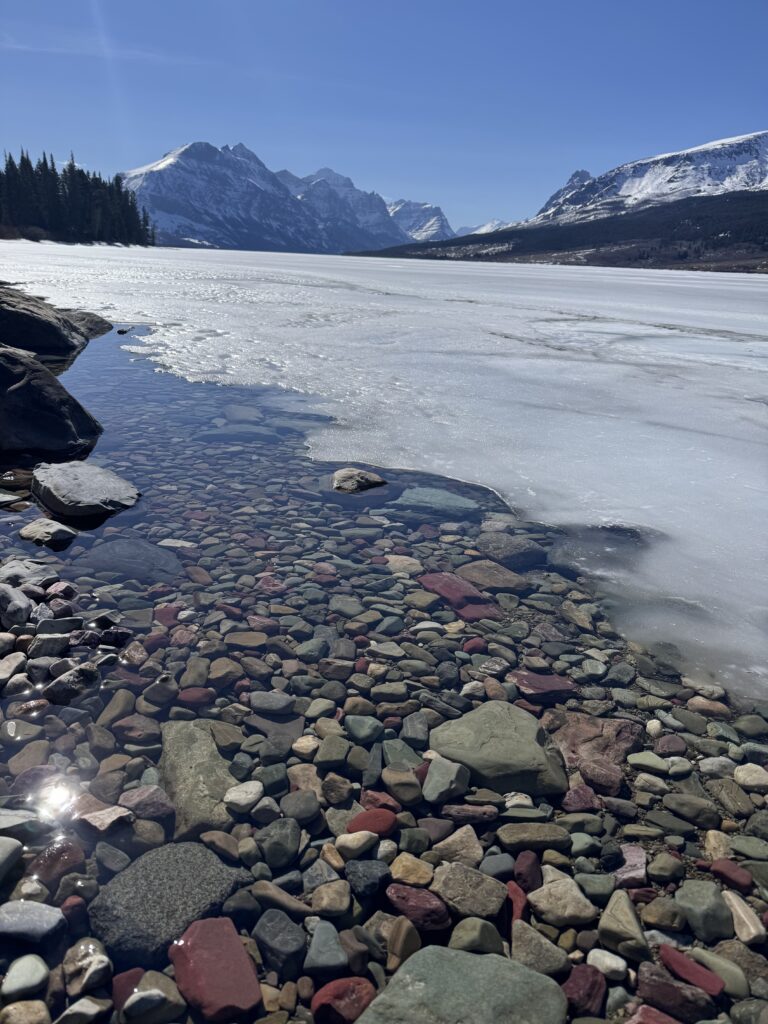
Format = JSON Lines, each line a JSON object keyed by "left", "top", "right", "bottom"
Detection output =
{"left": 675, "top": 880, "right": 734, "bottom": 942}
{"left": 597, "top": 890, "right": 651, "bottom": 961}
{"left": 511, "top": 919, "right": 570, "bottom": 976}
{"left": 430, "top": 702, "right": 567, "bottom": 798}
{"left": 688, "top": 947, "right": 749, "bottom": 998}
{"left": 159, "top": 720, "right": 233, "bottom": 840}
{"left": 449, "top": 917, "right": 505, "bottom": 955}
{"left": 356, "top": 946, "right": 567, "bottom": 1024}
{"left": 497, "top": 823, "right": 571, "bottom": 854}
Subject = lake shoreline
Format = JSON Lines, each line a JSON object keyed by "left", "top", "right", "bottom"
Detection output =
{"left": 1, "top": 284, "right": 768, "bottom": 1023}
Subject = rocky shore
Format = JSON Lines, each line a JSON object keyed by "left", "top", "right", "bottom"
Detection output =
{"left": 1, "top": 287, "right": 768, "bottom": 1024}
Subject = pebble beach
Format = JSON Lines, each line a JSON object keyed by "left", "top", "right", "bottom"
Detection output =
{"left": 1, "top": 309, "right": 768, "bottom": 1024}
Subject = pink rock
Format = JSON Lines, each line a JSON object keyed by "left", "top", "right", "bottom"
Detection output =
{"left": 118, "top": 784, "right": 175, "bottom": 821}
{"left": 311, "top": 978, "right": 377, "bottom": 1023}
{"left": 386, "top": 884, "right": 451, "bottom": 930}
{"left": 346, "top": 809, "right": 397, "bottom": 837}
{"left": 154, "top": 603, "right": 183, "bottom": 627}
{"left": 654, "top": 734, "right": 688, "bottom": 756}
{"left": 442, "top": 804, "right": 498, "bottom": 824}
{"left": 636, "top": 962, "right": 715, "bottom": 1024}
{"left": 177, "top": 687, "right": 216, "bottom": 707}
{"left": 562, "top": 783, "right": 601, "bottom": 812}
{"left": 169, "top": 917, "right": 262, "bottom": 1021}
{"left": 360, "top": 791, "right": 402, "bottom": 814}
{"left": 509, "top": 670, "right": 576, "bottom": 706}
{"left": 550, "top": 712, "right": 644, "bottom": 769}
{"left": 462, "top": 637, "right": 487, "bottom": 655}
{"left": 614, "top": 844, "right": 647, "bottom": 888}
{"left": 658, "top": 944, "right": 725, "bottom": 998}
{"left": 60, "top": 895, "right": 88, "bottom": 936}
{"left": 416, "top": 572, "right": 487, "bottom": 609}
{"left": 579, "top": 758, "right": 623, "bottom": 796}
{"left": 457, "top": 601, "right": 502, "bottom": 622}
{"left": 561, "top": 963, "right": 606, "bottom": 1016}
{"left": 112, "top": 713, "right": 161, "bottom": 744}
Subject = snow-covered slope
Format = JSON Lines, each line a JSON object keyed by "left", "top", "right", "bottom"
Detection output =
{"left": 124, "top": 143, "right": 448, "bottom": 252}
{"left": 387, "top": 199, "right": 454, "bottom": 241}
{"left": 455, "top": 218, "right": 513, "bottom": 236}
{"left": 537, "top": 131, "right": 768, "bottom": 223}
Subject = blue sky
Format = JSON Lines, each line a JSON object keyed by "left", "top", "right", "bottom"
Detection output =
{"left": 2, "top": 0, "right": 766, "bottom": 227}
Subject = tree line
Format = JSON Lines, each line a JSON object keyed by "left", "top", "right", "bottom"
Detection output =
{"left": 0, "top": 150, "right": 154, "bottom": 245}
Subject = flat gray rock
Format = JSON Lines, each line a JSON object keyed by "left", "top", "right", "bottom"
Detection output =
{"left": 389, "top": 486, "right": 479, "bottom": 514}
{"left": 430, "top": 701, "right": 568, "bottom": 797}
{"left": 0, "top": 901, "right": 65, "bottom": 943}
{"left": 73, "top": 537, "right": 181, "bottom": 583}
{"left": 160, "top": 720, "right": 234, "bottom": 839}
{"left": 32, "top": 462, "right": 139, "bottom": 518}
{"left": 89, "top": 842, "right": 250, "bottom": 967}
{"left": 357, "top": 946, "right": 567, "bottom": 1024}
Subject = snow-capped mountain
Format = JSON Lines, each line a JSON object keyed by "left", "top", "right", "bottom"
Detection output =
{"left": 123, "top": 143, "right": 452, "bottom": 252}
{"left": 454, "top": 218, "right": 513, "bottom": 237}
{"left": 387, "top": 199, "right": 454, "bottom": 241}
{"left": 536, "top": 131, "right": 768, "bottom": 223}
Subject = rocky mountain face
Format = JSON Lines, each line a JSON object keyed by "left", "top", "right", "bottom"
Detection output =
{"left": 123, "top": 143, "right": 454, "bottom": 253}
{"left": 387, "top": 199, "right": 455, "bottom": 241}
{"left": 536, "top": 131, "right": 768, "bottom": 223}
{"left": 454, "top": 218, "right": 512, "bottom": 237}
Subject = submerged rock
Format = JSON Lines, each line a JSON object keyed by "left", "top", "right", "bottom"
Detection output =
{"left": 72, "top": 537, "right": 181, "bottom": 583}
{"left": 159, "top": 721, "right": 233, "bottom": 839}
{"left": 356, "top": 946, "right": 567, "bottom": 1024}
{"left": 88, "top": 843, "right": 249, "bottom": 967}
{"left": 0, "top": 348, "right": 102, "bottom": 457}
{"left": 31, "top": 462, "right": 140, "bottom": 519}
{"left": 430, "top": 701, "right": 568, "bottom": 797}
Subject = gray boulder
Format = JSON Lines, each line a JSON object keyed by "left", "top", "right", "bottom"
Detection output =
{"left": 476, "top": 532, "right": 547, "bottom": 570}
{"left": 31, "top": 462, "right": 140, "bottom": 519}
{"left": 0, "top": 285, "right": 110, "bottom": 361}
{"left": 0, "top": 347, "right": 102, "bottom": 457}
{"left": 430, "top": 701, "right": 568, "bottom": 797}
{"left": 72, "top": 537, "right": 181, "bottom": 583}
{"left": 88, "top": 842, "right": 250, "bottom": 967}
{"left": 332, "top": 467, "right": 387, "bottom": 493}
{"left": 159, "top": 720, "right": 234, "bottom": 839}
{"left": 357, "top": 946, "right": 567, "bottom": 1024}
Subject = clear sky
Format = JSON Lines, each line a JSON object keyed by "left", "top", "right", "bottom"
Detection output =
{"left": 2, "top": 0, "right": 766, "bottom": 228}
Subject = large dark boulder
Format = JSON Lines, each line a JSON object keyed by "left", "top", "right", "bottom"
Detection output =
{"left": 0, "top": 286, "right": 111, "bottom": 362}
{"left": 0, "top": 346, "right": 102, "bottom": 457}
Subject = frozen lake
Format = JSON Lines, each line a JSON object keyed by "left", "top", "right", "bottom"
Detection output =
{"left": 2, "top": 241, "right": 767, "bottom": 693}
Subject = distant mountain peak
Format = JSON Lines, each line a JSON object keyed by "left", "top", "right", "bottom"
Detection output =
{"left": 123, "top": 142, "right": 451, "bottom": 252}
{"left": 536, "top": 131, "right": 768, "bottom": 223}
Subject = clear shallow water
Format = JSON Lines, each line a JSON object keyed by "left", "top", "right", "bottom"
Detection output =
{"left": 1, "top": 241, "right": 767, "bottom": 692}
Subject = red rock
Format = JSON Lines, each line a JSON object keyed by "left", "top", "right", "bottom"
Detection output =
{"left": 169, "top": 917, "right": 261, "bottom": 1021}
{"left": 142, "top": 632, "right": 169, "bottom": 655}
{"left": 562, "top": 783, "right": 601, "bottom": 812}
{"left": 462, "top": 637, "right": 487, "bottom": 655}
{"left": 513, "top": 699, "right": 543, "bottom": 717}
{"left": 246, "top": 615, "right": 280, "bottom": 635}
{"left": 636, "top": 962, "right": 715, "bottom": 1024}
{"left": 59, "top": 895, "right": 88, "bottom": 936}
{"left": 346, "top": 809, "right": 397, "bottom": 837}
{"left": 710, "top": 857, "right": 753, "bottom": 894}
{"left": 659, "top": 944, "right": 725, "bottom": 997}
{"left": 360, "top": 791, "right": 401, "bottom": 814}
{"left": 112, "top": 968, "right": 144, "bottom": 1015}
{"left": 561, "top": 964, "right": 606, "bottom": 1016}
{"left": 513, "top": 850, "right": 542, "bottom": 893}
{"left": 626, "top": 1009, "right": 683, "bottom": 1024}
{"left": 457, "top": 601, "right": 502, "bottom": 622}
{"left": 506, "top": 880, "right": 528, "bottom": 923}
{"left": 417, "top": 572, "right": 487, "bottom": 609}
{"left": 550, "top": 712, "right": 644, "bottom": 769}
{"left": 154, "top": 603, "right": 183, "bottom": 627}
{"left": 311, "top": 978, "right": 377, "bottom": 1023}
{"left": 177, "top": 687, "right": 216, "bottom": 707}
{"left": 26, "top": 836, "right": 85, "bottom": 887}
{"left": 386, "top": 884, "right": 451, "bottom": 930}
{"left": 628, "top": 887, "right": 657, "bottom": 904}
{"left": 510, "top": 670, "right": 576, "bottom": 706}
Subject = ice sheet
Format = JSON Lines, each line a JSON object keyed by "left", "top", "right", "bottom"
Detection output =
{"left": 2, "top": 241, "right": 766, "bottom": 693}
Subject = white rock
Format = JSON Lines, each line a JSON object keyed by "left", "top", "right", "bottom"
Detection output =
{"left": 646, "top": 719, "right": 663, "bottom": 738}
{"left": 335, "top": 831, "right": 377, "bottom": 860}
{"left": 587, "top": 948, "right": 627, "bottom": 981}
{"left": 722, "top": 890, "right": 767, "bottom": 945}
{"left": 633, "top": 773, "right": 669, "bottom": 795}
{"left": 223, "top": 780, "right": 264, "bottom": 813}
{"left": 375, "top": 839, "right": 398, "bottom": 864}
{"left": 734, "top": 764, "right": 768, "bottom": 793}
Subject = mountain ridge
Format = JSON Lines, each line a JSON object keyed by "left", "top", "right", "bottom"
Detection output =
{"left": 123, "top": 142, "right": 454, "bottom": 252}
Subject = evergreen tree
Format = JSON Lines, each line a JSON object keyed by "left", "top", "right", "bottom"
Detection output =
{"left": 0, "top": 148, "right": 154, "bottom": 245}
